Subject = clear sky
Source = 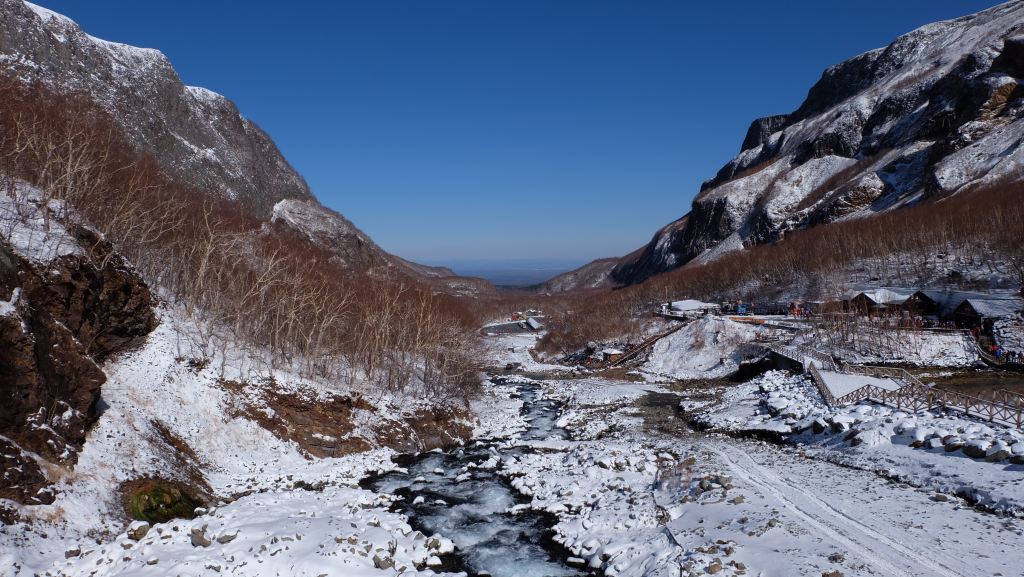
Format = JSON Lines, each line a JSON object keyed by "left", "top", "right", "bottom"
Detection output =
{"left": 38, "top": 0, "right": 998, "bottom": 266}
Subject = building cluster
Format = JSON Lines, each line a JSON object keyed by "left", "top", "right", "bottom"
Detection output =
{"left": 836, "top": 288, "right": 1023, "bottom": 329}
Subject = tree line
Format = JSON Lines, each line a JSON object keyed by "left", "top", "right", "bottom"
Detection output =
{"left": 0, "top": 79, "right": 479, "bottom": 401}
{"left": 535, "top": 174, "right": 1024, "bottom": 354}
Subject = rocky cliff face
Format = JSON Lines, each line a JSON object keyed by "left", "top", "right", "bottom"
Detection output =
{"left": 0, "top": 1, "right": 313, "bottom": 218}
{"left": 0, "top": 226, "right": 157, "bottom": 505}
{"left": 0, "top": 1, "right": 494, "bottom": 295}
{"left": 551, "top": 2, "right": 1024, "bottom": 290}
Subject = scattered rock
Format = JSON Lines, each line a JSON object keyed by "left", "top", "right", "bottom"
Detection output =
{"left": 215, "top": 530, "right": 238, "bottom": 544}
{"left": 127, "top": 521, "right": 150, "bottom": 541}
{"left": 962, "top": 442, "right": 989, "bottom": 459}
{"left": 190, "top": 526, "right": 212, "bottom": 548}
{"left": 985, "top": 444, "right": 1011, "bottom": 462}
{"left": 372, "top": 554, "right": 394, "bottom": 570}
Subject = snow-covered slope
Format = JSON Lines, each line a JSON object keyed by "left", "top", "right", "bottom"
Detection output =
{"left": 0, "top": 1, "right": 313, "bottom": 218}
{"left": 0, "top": 1, "right": 494, "bottom": 295}
{"left": 558, "top": 2, "right": 1024, "bottom": 290}
{"left": 0, "top": 192, "right": 478, "bottom": 572}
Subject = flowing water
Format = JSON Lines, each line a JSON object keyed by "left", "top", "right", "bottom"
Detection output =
{"left": 367, "top": 384, "right": 583, "bottom": 577}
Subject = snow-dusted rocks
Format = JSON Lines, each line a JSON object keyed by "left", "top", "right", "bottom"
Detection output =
{"left": 51, "top": 487, "right": 460, "bottom": 577}
{"left": 697, "top": 370, "right": 1024, "bottom": 515}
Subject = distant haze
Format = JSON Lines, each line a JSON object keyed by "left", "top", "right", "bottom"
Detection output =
{"left": 424, "top": 259, "right": 587, "bottom": 287}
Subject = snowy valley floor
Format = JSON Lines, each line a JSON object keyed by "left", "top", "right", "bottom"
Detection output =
{"left": 5, "top": 333, "right": 1024, "bottom": 576}
{"left": 492, "top": 374, "right": 1024, "bottom": 577}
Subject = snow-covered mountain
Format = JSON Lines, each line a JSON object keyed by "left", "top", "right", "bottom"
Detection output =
{"left": 0, "top": 1, "right": 312, "bottom": 217}
{"left": 0, "top": 0, "right": 494, "bottom": 295}
{"left": 546, "top": 1, "right": 1024, "bottom": 291}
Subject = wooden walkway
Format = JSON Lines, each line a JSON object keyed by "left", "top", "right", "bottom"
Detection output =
{"left": 805, "top": 359, "right": 1024, "bottom": 428}
{"left": 766, "top": 342, "right": 1024, "bottom": 428}
{"left": 764, "top": 342, "right": 838, "bottom": 370}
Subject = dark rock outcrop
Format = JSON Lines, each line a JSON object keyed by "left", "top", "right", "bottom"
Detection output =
{"left": 741, "top": 115, "right": 790, "bottom": 152}
{"left": 0, "top": 437, "right": 54, "bottom": 505}
{"left": 0, "top": 237, "right": 156, "bottom": 503}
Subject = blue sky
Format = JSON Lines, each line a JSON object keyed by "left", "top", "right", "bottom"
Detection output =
{"left": 40, "top": 0, "right": 997, "bottom": 266}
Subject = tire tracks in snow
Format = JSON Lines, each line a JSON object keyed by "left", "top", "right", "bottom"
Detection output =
{"left": 708, "top": 442, "right": 962, "bottom": 577}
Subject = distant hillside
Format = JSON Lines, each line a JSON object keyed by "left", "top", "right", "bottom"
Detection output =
{"left": 548, "top": 1, "right": 1024, "bottom": 292}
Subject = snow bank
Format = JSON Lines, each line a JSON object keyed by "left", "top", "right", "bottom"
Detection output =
{"left": 0, "top": 304, "right": 464, "bottom": 573}
{"left": 696, "top": 371, "right": 1024, "bottom": 514}
{"left": 640, "top": 316, "right": 761, "bottom": 381}
{"left": 481, "top": 332, "right": 572, "bottom": 373}
{"left": 51, "top": 486, "right": 459, "bottom": 577}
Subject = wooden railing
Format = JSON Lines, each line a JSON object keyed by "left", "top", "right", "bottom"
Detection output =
{"left": 837, "top": 381, "right": 1024, "bottom": 428}
{"left": 802, "top": 361, "right": 1024, "bottom": 428}
{"left": 840, "top": 364, "right": 927, "bottom": 389}
{"left": 608, "top": 320, "right": 689, "bottom": 368}
{"left": 806, "top": 362, "right": 837, "bottom": 407}
{"left": 764, "top": 342, "right": 838, "bottom": 371}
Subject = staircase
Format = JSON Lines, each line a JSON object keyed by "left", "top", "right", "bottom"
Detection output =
{"left": 608, "top": 320, "right": 690, "bottom": 368}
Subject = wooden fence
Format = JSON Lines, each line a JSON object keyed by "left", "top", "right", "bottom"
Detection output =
{"left": 806, "top": 363, "right": 838, "bottom": 407}
{"left": 822, "top": 364, "right": 1024, "bottom": 428}
{"left": 764, "top": 343, "right": 838, "bottom": 371}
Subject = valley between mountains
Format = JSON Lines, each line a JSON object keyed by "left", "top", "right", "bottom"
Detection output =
{"left": 2, "top": 2, "right": 1024, "bottom": 577}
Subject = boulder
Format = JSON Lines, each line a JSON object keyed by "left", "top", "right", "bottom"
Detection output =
{"left": 127, "top": 521, "right": 151, "bottom": 541}
{"left": 985, "top": 444, "right": 1011, "bottom": 462}
{"left": 962, "top": 441, "right": 990, "bottom": 459}
{"left": 190, "top": 526, "right": 212, "bottom": 548}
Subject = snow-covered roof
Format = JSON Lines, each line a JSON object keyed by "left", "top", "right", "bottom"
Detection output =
{"left": 670, "top": 299, "right": 720, "bottom": 311}
{"left": 840, "top": 287, "right": 917, "bottom": 305}
{"left": 602, "top": 348, "right": 624, "bottom": 355}
{"left": 857, "top": 288, "right": 915, "bottom": 305}
{"left": 817, "top": 371, "right": 902, "bottom": 398}
{"left": 526, "top": 317, "right": 543, "bottom": 330}
{"left": 961, "top": 298, "right": 1023, "bottom": 319}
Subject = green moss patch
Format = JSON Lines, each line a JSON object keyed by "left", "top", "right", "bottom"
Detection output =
{"left": 122, "top": 479, "right": 205, "bottom": 523}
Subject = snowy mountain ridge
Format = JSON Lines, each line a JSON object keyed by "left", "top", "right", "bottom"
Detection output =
{"left": 1, "top": 0, "right": 314, "bottom": 217}
{"left": 544, "top": 1, "right": 1024, "bottom": 291}
{"left": 1, "top": 0, "right": 494, "bottom": 295}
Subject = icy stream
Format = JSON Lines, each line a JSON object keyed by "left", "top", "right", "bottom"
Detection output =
{"left": 367, "top": 385, "right": 583, "bottom": 577}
